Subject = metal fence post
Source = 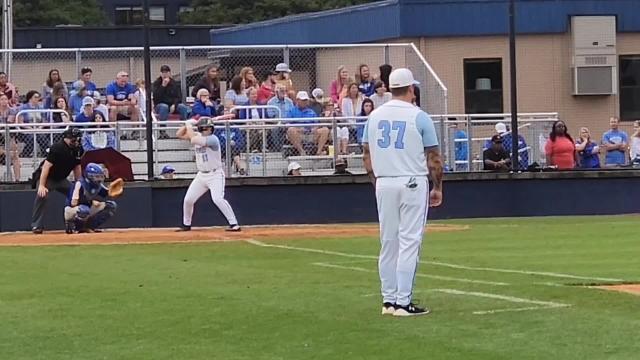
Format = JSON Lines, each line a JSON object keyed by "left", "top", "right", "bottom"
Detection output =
{"left": 115, "top": 122, "right": 121, "bottom": 151}
{"left": 466, "top": 115, "right": 474, "bottom": 171}
{"left": 225, "top": 121, "right": 232, "bottom": 175}
{"left": 383, "top": 45, "right": 390, "bottom": 65}
{"left": 75, "top": 49, "right": 82, "bottom": 79}
{"left": 4, "top": 124, "right": 11, "bottom": 181}
{"left": 283, "top": 46, "right": 290, "bottom": 65}
{"left": 332, "top": 117, "right": 338, "bottom": 172}
{"left": 179, "top": 48, "right": 188, "bottom": 104}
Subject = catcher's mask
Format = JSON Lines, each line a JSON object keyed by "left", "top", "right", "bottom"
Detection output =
{"left": 85, "top": 163, "right": 106, "bottom": 185}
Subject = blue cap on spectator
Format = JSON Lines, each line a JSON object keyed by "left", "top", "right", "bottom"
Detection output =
{"left": 82, "top": 96, "right": 94, "bottom": 107}
{"left": 161, "top": 165, "right": 175, "bottom": 174}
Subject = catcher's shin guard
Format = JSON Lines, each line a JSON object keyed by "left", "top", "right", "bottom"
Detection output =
{"left": 89, "top": 201, "right": 117, "bottom": 230}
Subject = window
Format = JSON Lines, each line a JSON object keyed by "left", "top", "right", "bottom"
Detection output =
{"left": 179, "top": 6, "right": 194, "bottom": 13}
{"left": 149, "top": 6, "right": 166, "bottom": 23}
{"left": 463, "top": 59, "right": 503, "bottom": 114}
{"left": 619, "top": 56, "right": 640, "bottom": 121}
{"left": 115, "top": 7, "right": 143, "bottom": 25}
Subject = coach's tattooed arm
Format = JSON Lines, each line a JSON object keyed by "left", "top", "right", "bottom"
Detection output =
{"left": 425, "top": 146, "right": 443, "bottom": 207}
{"left": 363, "top": 144, "right": 376, "bottom": 186}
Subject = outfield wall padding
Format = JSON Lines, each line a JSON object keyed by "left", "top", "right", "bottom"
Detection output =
{"left": 1, "top": 171, "right": 638, "bottom": 232}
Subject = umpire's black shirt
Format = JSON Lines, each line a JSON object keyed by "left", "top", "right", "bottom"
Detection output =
{"left": 46, "top": 141, "right": 83, "bottom": 181}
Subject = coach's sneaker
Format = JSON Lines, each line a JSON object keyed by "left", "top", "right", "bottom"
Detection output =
{"left": 32, "top": 227, "right": 43, "bottom": 235}
{"left": 393, "top": 303, "right": 431, "bottom": 317}
{"left": 225, "top": 224, "right": 241, "bottom": 232}
{"left": 381, "top": 302, "right": 396, "bottom": 315}
{"left": 176, "top": 225, "right": 191, "bottom": 232}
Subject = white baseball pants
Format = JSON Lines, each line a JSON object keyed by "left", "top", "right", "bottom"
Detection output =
{"left": 183, "top": 170, "right": 238, "bottom": 227}
{"left": 375, "top": 176, "right": 429, "bottom": 306}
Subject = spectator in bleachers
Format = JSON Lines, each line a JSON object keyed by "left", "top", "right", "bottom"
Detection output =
{"left": 134, "top": 79, "right": 147, "bottom": 119}
{"left": 356, "top": 64, "right": 375, "bottom": 97}
{"left": 451, "top": 122, "right": 469, "bottom": 171}
{"left": 330, "top": 66, "right": 350, "bottom": 104}
{"left": 286, "top": 91, "right": 330, "bottom": 156}
{"left": 333, "top": 157, "right": 352, "bottom": 175}
{"left": 0, "top": 72, "right": 18, "bottom": 107}
{"left": 0, "top": 93, "right": 20, "bottom": 180}
{"left": 379, "top": 64, "right": 392, "bottom": 93}
{"left": 239, "top": 67, "right": 259, "bottom": 93}
{"left": 630, "top": 121, "right": 640, "bottom": 165}
{"left": 274, "top": 63, "right": 294, "bottom": 98}
{"left": 224, "top": 76, "right": 249, "bottom": 113}
{"left": 545, "top": 120, "right": 576, "bottom": 170}
{"left": 355, "top": 98, "right": 374, "bottom": 145}
{"left": 338, "top": 82, "right": 364, "bottom": 153}
{"left": 257, "top": 71, "right": 277, "bottom": 105}
{"left": 52, "top": 96, "right": 72, "bottom": 124}
{"left": 42, "top": 69, "right": 67, "bottom": 106}
{"left": 602, "top": 116, "right": 629, "bottom": 167}
{"left": 46, "top": 82, "right": 68, "bottom": 109}
{"left": 483, "top": 135, "right": 511, "bottom": 171}
{"left": 575, "top": 127, "right": 600, "bottom": 169}
{"left": 81, "top": 109, "right": 115, "bottom": 152}
{"left": 17, "top": 91, "right": 48, "bottom": 157}
{"left": 370, "top": 81, "right": 391, "bottom": 109}
{"left": 287, "top": 161, "right": 302, "bottom": 176}
{"left": 239, "top": 87, "right": 267, "bottom": 151}
{"left": 267, "top": 84, "right": 294, "bottom": 118}
{"left": 153, "top": 65, "right": 190, "bottom": 138}
{"left": 106, "top": 71, "right": 138, "bottom": 122}
{"left": 76, "top": 97, "right": 103, "bottom": 123}
{"left": 192, "top": 64, "right": 221, "bottom": 103}
{"left": 484, "top": 122, "right": 529, "bottom": 170}
{"left": 95, "top": 95, "right": 109, "bottom": 121}
{"left": 214, "top": 119, "right": 247, "bottom": 175}
{"left": 80, "top": 67, "right": 98, "bottom": 92}
{"left": 310, "top": 88, "right": 325, "bottom": 116}
{"left": 69, "top": 80, "right": 87, "bottom": 116}
{"left": 192, "top": 89, "right": 218, "bottom": 118}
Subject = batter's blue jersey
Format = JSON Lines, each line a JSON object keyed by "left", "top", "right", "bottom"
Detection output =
{"left": 362, "top": 99, "right": 438, "bottom": 177}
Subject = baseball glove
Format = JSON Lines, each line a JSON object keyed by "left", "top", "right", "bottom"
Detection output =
{"left": 108, "top": 178, "right": 125, "bottom": 198}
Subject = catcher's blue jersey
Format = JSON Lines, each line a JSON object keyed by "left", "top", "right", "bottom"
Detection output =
{"left": 65, "top": 178, "right": 108, "bottom": 207}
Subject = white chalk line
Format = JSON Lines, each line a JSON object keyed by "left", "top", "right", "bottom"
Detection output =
{"left": 246, "top": 239, "right": 624, "bottom": 283}
{"left": 432, "top": 289, "right": 571, "bottom": 315}
{"left": 312, "top": 262, "right": 509, "bottom": 286}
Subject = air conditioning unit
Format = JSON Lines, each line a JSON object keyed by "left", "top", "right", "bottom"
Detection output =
{"left": 571, "top": 16, "right": 617, "bottom": 95}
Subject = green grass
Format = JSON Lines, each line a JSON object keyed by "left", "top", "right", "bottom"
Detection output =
{"left": 1, "top": 216, "right": 639, "bottom": 359}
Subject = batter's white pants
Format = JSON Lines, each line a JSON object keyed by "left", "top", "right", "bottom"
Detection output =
{"left": 183, "top": 170, "right": 238, "bottom": 227}
{"left": 376, "top": 176, "right": 429, "bottom": 306}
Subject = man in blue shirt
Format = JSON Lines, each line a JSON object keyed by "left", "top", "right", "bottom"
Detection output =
{"left": 484, "top": 122, "right": 529, "bottom": 170}
{"left": 602, "top": 116, "right": 629, "bottom": 166}
{"left": 286, "top": 91, "right": 329, "bottom": 156}
{"left": 106, "top": 71, "right": 138, "bottom": 122}
{"left": 80, "top": 67, "right": 98, "bottom": 92}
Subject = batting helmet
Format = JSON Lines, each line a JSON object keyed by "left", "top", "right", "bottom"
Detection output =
{"left": 196, "top": 117, "right": 214, "bottom": 132}
{"left": 62, "top": 126, "right": 82, "bottom": 140}
{"left": 85, "top": 163, "right": 106, "bottom": 185}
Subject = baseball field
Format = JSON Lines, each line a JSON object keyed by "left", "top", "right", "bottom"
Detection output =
{"left": 0, "top": 215, "right": 638, "bottom": 359}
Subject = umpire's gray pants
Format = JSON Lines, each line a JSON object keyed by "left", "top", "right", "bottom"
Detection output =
{"left": 31, "top": 178, "right": 72, "bottom": 230}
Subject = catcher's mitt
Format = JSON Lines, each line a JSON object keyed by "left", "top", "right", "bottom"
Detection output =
{"left": 108, "top": 178, "right": 125, "bottom": 198}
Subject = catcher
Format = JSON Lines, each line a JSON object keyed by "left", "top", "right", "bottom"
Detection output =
{"left": 63, "top": 163, "right": 123, "bottom": 234}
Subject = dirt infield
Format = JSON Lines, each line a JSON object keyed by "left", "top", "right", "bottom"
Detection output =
{"left": 0, "top": 224, "right": 469, "bottom": 246}
{"left": 595, "top": 284, "right": 640, "bottom": 296}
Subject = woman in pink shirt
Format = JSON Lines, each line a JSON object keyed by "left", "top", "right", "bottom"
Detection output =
{"left": 545, "top": 120, "right": 576, "bottom": 169}
{"left": 330, "top": 66, "right": 350, "bottom": 104}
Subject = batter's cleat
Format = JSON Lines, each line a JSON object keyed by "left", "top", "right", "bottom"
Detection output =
{"left": 225, "top": 224, "right": 241, "bottom": 232}
{"left": 32, "top": 227, "right": 43, "bottom": 235}
{"left": 382, "top": 302, "right": 396, "bottom": 315}
{"left": 176, "top": 225, "right": 191, "bottom": 232}
{"left": 64, "top": 222, "right": 74, "bottom": 234}
{"left": 393, "top": 303, "right": 431, "bottom": 317}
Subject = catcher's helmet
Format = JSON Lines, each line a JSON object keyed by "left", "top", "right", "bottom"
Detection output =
{"left": 196, "top": 117, "right": 214, "bottom": 132}
{"left": 85, "top": 163, "right": 105, "bottom": 185}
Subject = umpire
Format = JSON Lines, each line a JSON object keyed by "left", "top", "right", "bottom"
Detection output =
{"left": 31, "top": 127, "right": 84, "bottom": 234}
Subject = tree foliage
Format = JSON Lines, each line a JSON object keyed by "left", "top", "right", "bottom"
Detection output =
{"left": 14, "top": 0, "right": 107, "bottom": 27}
{"left": 179, "top": 0, "right": 378, "bottom": 25}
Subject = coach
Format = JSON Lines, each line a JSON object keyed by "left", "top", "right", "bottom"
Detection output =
{"left": 31, "top": 127, "right": 84, "bottom": 234}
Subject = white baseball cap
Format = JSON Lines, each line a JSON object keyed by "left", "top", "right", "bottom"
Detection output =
{"left": 275, "top": 63, "right": 292, "bottom": 73}
{"left": 311, "top": 88, "right": 324, "bottom": 100}
{"left": 82, "top": 96, "right": 95, "bottom": 107}
{"left": 287, "top": 162, "right": 302, "bottom": 172}
{"left": 388, "top": 68, "right": 420, "bottom": 89}
{"left": 296, "top": 91, "right": 310, "bottom": 100}
{"left": 495, "top": 122, "right": 507, "bottom": 134}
